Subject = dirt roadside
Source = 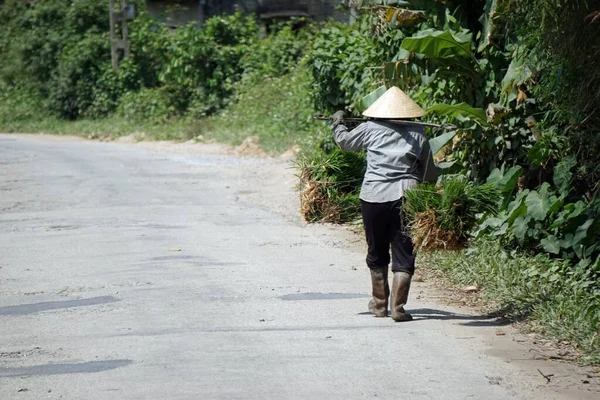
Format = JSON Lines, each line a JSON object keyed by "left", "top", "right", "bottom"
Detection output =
{"left": 12, "top": 133, "right": 600, "bottom": 399}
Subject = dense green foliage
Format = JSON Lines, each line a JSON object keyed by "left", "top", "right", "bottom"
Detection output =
{"left": 0, "top": 1, "right": 309, "bottom": 124}
{"left": 479, "top": 166, "right": 600, "bottom": 270}
{"left": 507, "top": 0, "right": 600, "bottom": 191}
{"left": 301, "top": 1, "right": 600, "bottom": 264}
{"left": 206, "top": 69, "right": 319, "bottom": 152}
{"left": 305, "top": 23, "right": 383, "bottom": 113}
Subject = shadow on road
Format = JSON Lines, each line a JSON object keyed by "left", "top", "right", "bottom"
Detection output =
{"left": 0, "top": 296, "right": 120, "bottom": 316}
{"left": 410, "top": 308, "right": 513, "bottom": 327}
{"left": 0, "top": 360, "right": 133, "bottom": 378}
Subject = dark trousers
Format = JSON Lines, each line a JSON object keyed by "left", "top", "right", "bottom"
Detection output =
{"left": 361, "top": 199, "right": 415, "bottom": 275}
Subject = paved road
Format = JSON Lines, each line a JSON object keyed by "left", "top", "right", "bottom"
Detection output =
{"left": 0, "top": 134, "right": 574, "bottom": 399}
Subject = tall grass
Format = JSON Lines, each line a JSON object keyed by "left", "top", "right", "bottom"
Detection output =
{"left": 420, "top": 240, "right": 600, "bottom": 364}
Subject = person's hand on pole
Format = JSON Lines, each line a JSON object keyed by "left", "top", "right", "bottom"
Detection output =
{"left": 329, "top": 110, "right": 347, "bottom": 128}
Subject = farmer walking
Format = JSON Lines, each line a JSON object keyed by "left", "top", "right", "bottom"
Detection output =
{"left": 329, "top": 86, "right": 438, "bottom": 321}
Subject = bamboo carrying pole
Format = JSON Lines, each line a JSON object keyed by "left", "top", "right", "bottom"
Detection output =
{"left": 313, "top": 114, "right": 457, "bottom": 130}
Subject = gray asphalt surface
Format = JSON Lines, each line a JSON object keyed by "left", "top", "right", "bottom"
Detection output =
{"left": 0, "top": 134, "right": 562, "bottom": 399}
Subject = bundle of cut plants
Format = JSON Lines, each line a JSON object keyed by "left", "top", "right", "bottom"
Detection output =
{"left": 404, "top": 176, "right": 499, "bottom": 251}
{"left": 296, "top": 147, "right": 364, "bottom": 223}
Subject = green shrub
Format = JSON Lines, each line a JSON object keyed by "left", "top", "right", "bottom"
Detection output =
{"left": 2, "top": 0, "right": 66, "bottom": 84}
{"left": 500, "top": 0, "right": 600, "bottom": 190}
{"left": 117, "top": 86, "right": 185, "bottom": 124}
{"left": 0, "top": 84, "right": 49, "bottom": 128}
{"left": 205, "top": 69, "right": 319, "bottom": 152}
{"left": 305, "top": 24, "right": 382, "bottom": 114}
{"left": 0, "top": 0, "right": 122, "bottom": 89}
{"left": 0, "top": 3, "right": 263, "bottom": 121}
{"left": 241, "top": 21, "right": 314, "bottom": 82}
{"left": 47, "top": 32, "right": 111, "bottom": 119}
{"left": 87, "top": 59, "right": 143, "bottom": 118}
{"left": 64, "top": 0, "right": 111, "bottom": 34}
{"left": 478, "top": 181, "right": 600, "bottom": 270}
{"left": 156, "top": 13, "right": 259, "bottom": 114}
{"left": 127, "top": 12, "right": 170, "bottom": 89}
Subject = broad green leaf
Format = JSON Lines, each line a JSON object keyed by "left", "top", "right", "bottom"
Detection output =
{"left": 493, "top": 222, "right": 509, "bottom": 236}
{"left": 538, "top": 182, "right": 552, "bottom": 198}
{"left": 549, "top": 195, "right": 565, "bottom": 214}
{"left": 475, "top": 214, "right": 506, "bottom": 237}
{"left": 541, "top": 235, "right": 561, "bottom": 254}
{"left": 527, "top": 142, "right": 551, "bottom": 166}
{"left": 525, "top": 187, "right": 551, "bottom": 221}
{"left": 479, "top": 216, "right": 505, "bottom": 229}
{"left": 487, "top": 166, "right": 523, "bottom": 207}
{"left": 550, "top": 213, "right": 567, "bottom": 230}
{"left": 426, "top": 103, "right": 487, "bottom": 125}
{"left": 421, "top": 71, "right": 437, "bottom": 85}
{"left": 393, "top": 48, "right": 411, "bottom": 61}
{"left": 498, "top": 166, "right": 523, "bottom": 207}
{"left": 549, "top": 200, "right": 586, "bottom": 230}
{"left": 559, "top": 233, "right": 575, "bottom": 250}
{"left": 401, "top": 29, "right": 474, "bottom": 60}
{"left": 507, "top": 201, "right": 527, "bottom": 225}
{"left": 553, "top": 155, "right": 577, "bottom": 194}
{"left": 429, "top": 130, "right": 457, "bottom": 155}
{"left": 573, "top": 219, "right": 594, "bottom": 245}
{"left": 358, "top": 86, "right": 386, "bottom": 113}
{"left": 500, "top": 166, "right": 523, "bottom": 193}
{"left": 500, "top": 46, "right": 535, "bottom": 105}
{"left": 486, "top": 168, "right": 503, "bottom": 185}
{"left": 569, "top": 201, "right": 587, "bottom": 219}
{"left": 512, "top": 216, "right": 529, "bottom": 240}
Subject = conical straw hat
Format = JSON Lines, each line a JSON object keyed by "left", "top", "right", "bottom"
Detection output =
{"left": 362, "top": 86, "right": 425, "bottom": 119}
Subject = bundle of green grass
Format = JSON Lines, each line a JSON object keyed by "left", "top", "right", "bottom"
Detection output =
{"left": 404, "top": 176, "right": 499, "bottom": 250}
{"left": 297, "top": 147, "right": 365, "bottom": 223}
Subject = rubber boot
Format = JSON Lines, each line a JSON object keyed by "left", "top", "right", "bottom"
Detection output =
{"left": 368, "top": 267, "right": 389, "bottom": 317}
{"left": 390, "top": 271, "right": 413, "bottom": 322}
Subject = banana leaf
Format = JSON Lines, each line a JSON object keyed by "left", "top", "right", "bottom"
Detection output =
{"left": 426, "top": 103, "right": 487, "bottom": 125}
{"left": 358, "top": 86, "right": 387, "bottom": 112}
{"left": 401, "top": 29, "right": 474, "bottom": 61}
{"left": 429, "top": 130, "right": 457, "bottom": 156}
{"left": 478, "top": 0, "right": 499, "bottom": 53}
{"left": 500, "top": 47, "right": 535, "bottom": 105}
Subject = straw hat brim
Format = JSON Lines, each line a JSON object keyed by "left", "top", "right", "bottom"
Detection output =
{"left": 362, "top": 86, "right": 425, "bottom": 119}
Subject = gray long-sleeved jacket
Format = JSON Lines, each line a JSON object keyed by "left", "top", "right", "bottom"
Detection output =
{"left": 333, "top": 120, "right": 438, "bottom": 203}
